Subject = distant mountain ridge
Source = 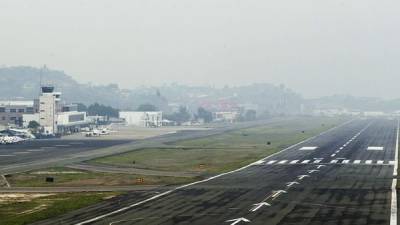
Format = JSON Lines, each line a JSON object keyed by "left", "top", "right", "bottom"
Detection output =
{"left": 0, "top": 66, "right": 305, "bottom": 115}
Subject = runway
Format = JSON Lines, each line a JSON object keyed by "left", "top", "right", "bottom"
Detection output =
{"left": 35, "top": 118, "right": 399, "bottom": 225}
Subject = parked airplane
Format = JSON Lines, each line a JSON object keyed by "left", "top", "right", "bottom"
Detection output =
{"left": 84, "top": 128, "right": 112, "bottom": 137}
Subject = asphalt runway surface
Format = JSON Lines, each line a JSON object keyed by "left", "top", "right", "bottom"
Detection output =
{"left": 34, "top": 118, "right": 399, "bottom": 225}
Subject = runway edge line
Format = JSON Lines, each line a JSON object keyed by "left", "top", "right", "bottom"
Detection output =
{"left": 390, "top": 118, "right": 399, "bottom": 225}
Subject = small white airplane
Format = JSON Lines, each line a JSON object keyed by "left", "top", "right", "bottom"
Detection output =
{"left": 84, "top": 128, "right": 112, "bottom": 137}
{"left": 0, "top": 136, "right": 25, "bottom": 144}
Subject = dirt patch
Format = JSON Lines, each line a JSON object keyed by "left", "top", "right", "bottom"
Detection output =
{"left": 0, "top": 193, "right": 54, "bottom": 203}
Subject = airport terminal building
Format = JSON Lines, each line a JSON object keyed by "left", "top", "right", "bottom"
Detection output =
{"left": 0, "top": 86, "right": 89, "bottom": 135}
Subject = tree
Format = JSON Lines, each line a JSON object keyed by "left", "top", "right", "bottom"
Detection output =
{"left": 165, "top": 106, "right": 191, "bottom": 125}
{"left": 136, "top": 104, "right": 158, "bottom": 112}
{"left": 244, "top": 110, "right": 257, "bottom": 121}
{"left": 197, "top": 107, "right": 213, "bottom": 123}
{"left": 27, "top": 121, "right": 40, "bottom": 133}
{"left": 87, "top": 103, "right": 119, "bottom": 118}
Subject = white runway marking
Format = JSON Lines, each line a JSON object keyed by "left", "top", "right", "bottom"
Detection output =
{"left": 278, "top": 160, "right": 288, "bottom": 164}
{"left": 354, "top": 160, "right": 361, "bottom": 164}
{"left": 226, "top": 217, "right": 251, "bottom": 225}
{"left": 367, "top": 146, "right": 384, "bottom": 151}
{"left": 342, "top": 160, "right": 350, "bottom": 164}
{"left": 330, "top": 160, "right": 338, "bottom": 164}
{"left": 267, "top": 160, "right": 276, "bottom": 165}
{"left": 330, "top": 154, "right": 336, "bottom": 157}
{"left": 340, "top": 147, "right": 344, "bottom": 150}
{"left": 289, "top": 160, "right": 299, "bottom": 164}
{"left": 298, "top": 175, "right": 309, "bottom": 180}
{"left": 250, "top": 202, "right": 270, "bottom": 212}
{"left": 377, "top": 160, "right": 384, "bottom": 165}
{"left": 301, "top": 160, "right": 310, "bottom": 164}
{"left": 299, "top": 146, "right": 318, "bottom": 151}
{"left": 313, "top": 159, "right": 322, "bottom": 163}
{"left": 365, "top": 160, "right": 372, "bottom": 164}
{"left": 389, "top": 161, "right": 396, "bottom": 165}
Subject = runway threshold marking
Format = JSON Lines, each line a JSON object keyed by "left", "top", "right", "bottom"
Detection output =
{"left": 261, "top": 159, "right": 394, "bottom": 166}
{"left": 367, "top": 146, "right": 384, "bottom": 151}
{"left": 299, "top": 146, "right": 318, "bottom": 151}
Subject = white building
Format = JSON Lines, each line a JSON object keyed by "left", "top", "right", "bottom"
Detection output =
{"left": 213, "top": 111, "right": 240, "bottom": 123}
{"left": 39, "top": 86, "right": 61, "bottom": 134}
{"left": 120, "top": 111, "right": 162, "bottom": 127}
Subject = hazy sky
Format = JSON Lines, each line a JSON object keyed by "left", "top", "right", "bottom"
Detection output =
{"left": 1, "top": 0, "right": 399, "bottom": 99}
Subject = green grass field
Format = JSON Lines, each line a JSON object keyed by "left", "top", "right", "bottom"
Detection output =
{"left": 92, "top": 117, "right": 347, "bottom": 174}
{"left": 0, "top": 192, "right": 117, "bottom": 225}
{"left": 7, "top": 167, "right": 197, "bottom": 187}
